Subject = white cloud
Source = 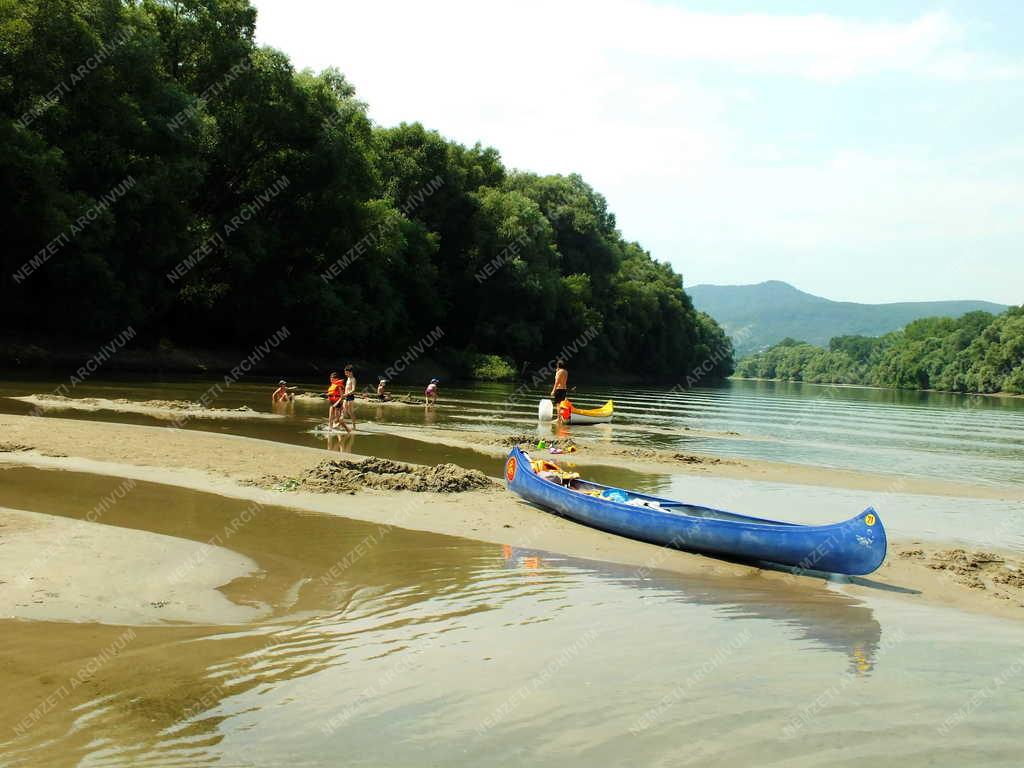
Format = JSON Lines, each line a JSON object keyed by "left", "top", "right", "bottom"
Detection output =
{"left": 254, "top": 2, "right": 1018, "bottom": 84}
{"left": 250, "top": 1, "right": 1024, "bottom": 303}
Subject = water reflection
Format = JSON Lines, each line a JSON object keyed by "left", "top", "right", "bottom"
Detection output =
{"left": 500, "top": 545, "right": 884, "bottom": 676}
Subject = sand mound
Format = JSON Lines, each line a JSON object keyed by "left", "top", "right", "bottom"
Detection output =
{"left": 258, "top": 457, "right": 496, "bottom": 494}
{"left": 899, "top": 547, "right": 1024, "bottom": 597}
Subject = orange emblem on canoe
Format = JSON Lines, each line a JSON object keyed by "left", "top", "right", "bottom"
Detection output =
{"left": 506, "top": 457, "right": 517, "bottom": 483}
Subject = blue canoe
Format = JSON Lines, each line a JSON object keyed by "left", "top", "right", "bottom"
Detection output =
{"left": 504, "top": 446, "right": 887, "bottom": 576}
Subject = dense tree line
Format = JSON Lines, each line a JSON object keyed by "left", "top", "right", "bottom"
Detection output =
{"left": 735, "top": 308, "right": 1024, "bottom": 394}
{"left": 0, "top": 0, "right": 732, "bottom": 382}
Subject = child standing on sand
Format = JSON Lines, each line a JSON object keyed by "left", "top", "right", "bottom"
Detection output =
{"left": 343, "top": 364, "right": 357, "bottom": 431}
{"left": 424, "top": 378, "right": 439, "bottom": 406}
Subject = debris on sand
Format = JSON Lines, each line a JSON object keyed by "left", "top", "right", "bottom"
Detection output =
{"left": 256, "top": 457, "right": 496, "bottom": 494}
{"left": 619, "top": 448, "right": 658, "bottom": 459}
{"left": 993, "top": 568, "right": 1024, "bottom": 589}
{"left": 356, "top": 393, "right": 425, "bottom": 405}
{"left": 926, "top": 549, "right": 1004, "bottom": 573}
{"left": 500, "top": 434, "right": 577, "bottom": 450}
{"left": 0, "top": 442, "right": 32, "bottom": 453}
{"left": 672, "top": 453, "right": 725, "bottom": 465}
{"left": 614, "top": 447, "right": 733, "bottom": 466}
{"left": 295, "top": 392, "right": 424, "bottom": 406}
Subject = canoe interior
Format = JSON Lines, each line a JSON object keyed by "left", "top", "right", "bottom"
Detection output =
{"left": 547, "top": 476, "right": 800, "bottom": 528}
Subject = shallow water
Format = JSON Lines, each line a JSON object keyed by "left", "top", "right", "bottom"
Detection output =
{"left": 2, "top": 376, "right": 1022, "bottom": 488}
{"left": 1, "top": 467, "right": 1023, "bottom": 767}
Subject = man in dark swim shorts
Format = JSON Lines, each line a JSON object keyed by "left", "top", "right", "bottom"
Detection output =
{"left": 550, "top": 359, "right": 568, "bottom": 406}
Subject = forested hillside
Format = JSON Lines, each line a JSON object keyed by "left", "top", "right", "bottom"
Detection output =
{"left": 735, "top": 308, "right": 1024, "bottom": 394}
{"left": 689, "top": 281, "right": 1006, "bottom": 356}
{"left": 0, "top": 0, "right": 732, "bottom": 381}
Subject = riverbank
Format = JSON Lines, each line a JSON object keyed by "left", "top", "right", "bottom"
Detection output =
{"left": 1, "top": 414, "right": 1022, "bottom": 623}
{"left": 730, "top": 376, "right": 1024, "bottom": 400}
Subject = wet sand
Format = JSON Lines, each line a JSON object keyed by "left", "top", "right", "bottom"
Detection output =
{"left": 0, "top": 506, "right": 262, "bottom": 625}
{"left": 12, "top": 394, "right": 283, "bottom": 421}
{"left": 1, "top": 413, "right": 1023, "bottom": 623}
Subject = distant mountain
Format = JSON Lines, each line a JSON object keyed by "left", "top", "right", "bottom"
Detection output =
{"left": 688, "top": 281, "right": 1008, "bottom": 356}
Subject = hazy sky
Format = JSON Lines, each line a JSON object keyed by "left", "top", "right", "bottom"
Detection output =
{"left": 251, "top": 0, "right": 1023, "bottom": 305}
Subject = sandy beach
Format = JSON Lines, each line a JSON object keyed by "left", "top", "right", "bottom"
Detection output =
{"left": 1, "top": 412, "right": 1022, "bottom": 625}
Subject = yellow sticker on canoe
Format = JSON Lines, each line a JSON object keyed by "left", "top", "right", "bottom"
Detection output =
{"left": 865, "top": 513, "right": 876, "bottom": 527}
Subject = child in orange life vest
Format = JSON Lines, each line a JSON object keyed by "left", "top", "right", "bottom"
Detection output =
{"left": 326, "top": 372, "right": 350, "bottom": 432}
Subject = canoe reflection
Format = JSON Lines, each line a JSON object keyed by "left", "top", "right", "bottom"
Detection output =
{"left": 500, "top": 545, "right": 884, "bottom": 675}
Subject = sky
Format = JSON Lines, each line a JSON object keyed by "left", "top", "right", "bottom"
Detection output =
{"left": 250, "top": 0, "right": 1023, "bottom": 305}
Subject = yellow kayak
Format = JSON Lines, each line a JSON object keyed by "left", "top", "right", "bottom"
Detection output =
{"left": 559, "top": 399, "right": 613, "bottom": 424}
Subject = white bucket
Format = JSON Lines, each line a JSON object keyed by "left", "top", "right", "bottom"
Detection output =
{"left": 537, "top": 398, "right": 553, "bottom": 421}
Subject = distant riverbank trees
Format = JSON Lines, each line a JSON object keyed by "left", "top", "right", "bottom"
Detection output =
{"left": 0, "top": 0, "right": 732, "bottom": 383}
{"left": 735, "top": 308, "right": 1024, "bottom": 394}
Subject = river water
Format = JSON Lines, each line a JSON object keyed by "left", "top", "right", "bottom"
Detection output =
{"left": 1, "top": 467, "right": 1022, "bottom": 767}
{"left": 1, "top": 376, "right": 1022, "bottom": 486}
{"left": 1, "top": 377, "right": 1023, "bottom": 766}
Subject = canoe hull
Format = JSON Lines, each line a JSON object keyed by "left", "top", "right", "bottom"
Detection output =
{"left": 562, "top": 399, "right": 613, "bottom": 424}
{"left": 504, "top": 446, "right": 886, "bottom": 576}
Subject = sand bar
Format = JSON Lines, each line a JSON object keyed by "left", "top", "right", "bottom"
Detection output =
{"left": 0, "top": 505, "right": 264, "bottom": 625}
{"left": 1, "top": 414, "right": 1022, "bottom": 622}
{"left": 11, "top": 394, "right": 283, "bottom": 421}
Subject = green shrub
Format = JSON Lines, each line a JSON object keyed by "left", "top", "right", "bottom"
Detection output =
{"left": 472, "top": 354, "right": 517, "bottom": 381}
